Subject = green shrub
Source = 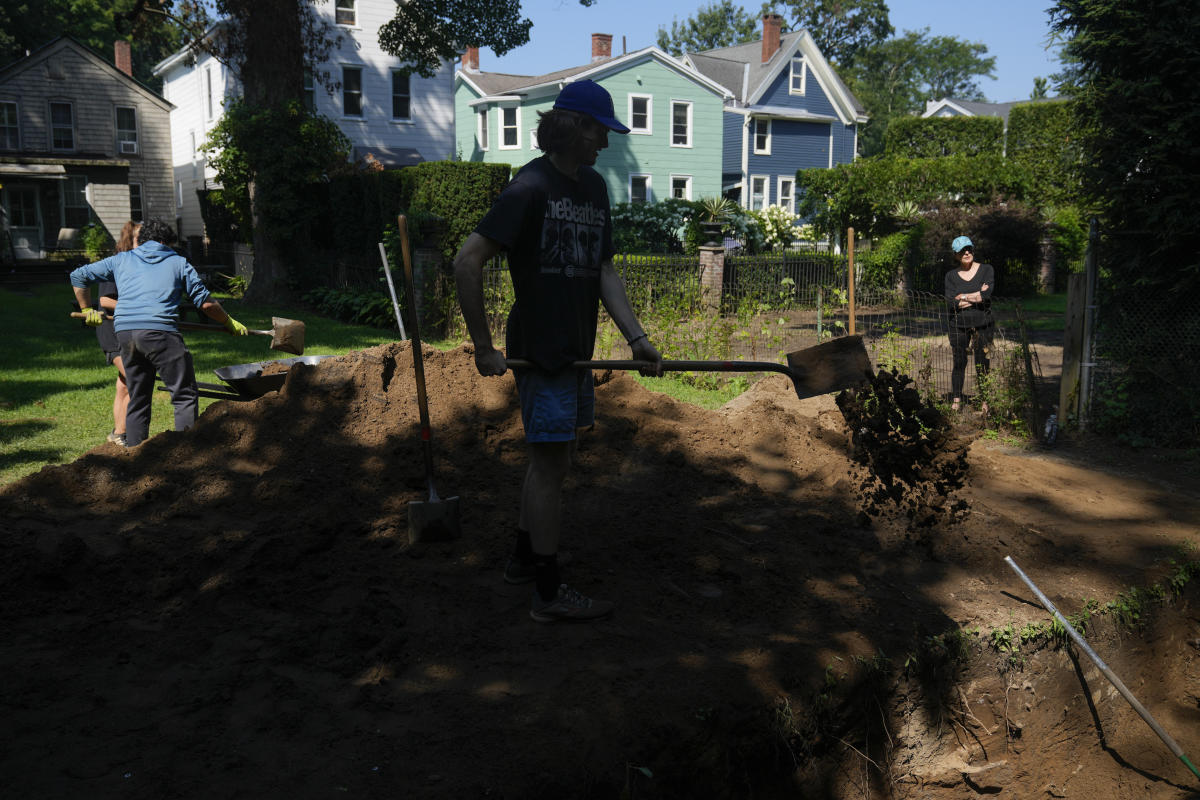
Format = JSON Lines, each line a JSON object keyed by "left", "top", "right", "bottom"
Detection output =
{"left": 915, "top": 199, "right": 1044, "bottom": 295}
{"left": 884, "top": 115, "right": 1005, "bottom": 158}
{"left": 1047, "top": 204, "right": 1088, "bottom": 275}
{"left": 302, "top": 285, "right": 394, "bottom": 329}
{"left": 857, "top": 225, "right": 924, "bottom": 290}
{"left": 1007, "top": 100, "right": 1081, "bottom": 207}
{"left": 611, "top": 198, "right": 694, "bottom": 254}
{"left": 408, "top": 161, "right": 513, "bottom": 263}
{"left": 81, "top": 223, "right": 114, "bottom": 262}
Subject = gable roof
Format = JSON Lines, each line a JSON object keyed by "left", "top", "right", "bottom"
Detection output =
{"left": 683, "top": 30, "right": 866, "bottom": 124}
{"left": 0, "top": 36, "right": 172, "bottom": 110}
{"left": 922, "top": 96, "right": 1067, "bottom": 124}
{"left": 457, "top": 46, "right": 732, "bottom": 104}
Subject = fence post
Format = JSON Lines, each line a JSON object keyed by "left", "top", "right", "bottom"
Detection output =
{"left": 1077, "top": 218, "right": 1100, "bottom": 429}
{"left": 699, "top": 244, "right": 725, "bottom": 311}
{"left": 1059, "top": 272, "right": 1086, "bottom": 424}
{"left": 846, "top": 227, "right": 856, "bottom": 335}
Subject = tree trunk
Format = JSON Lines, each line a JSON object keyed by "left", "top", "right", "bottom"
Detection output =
{"left": 227, "top": 0, "right": 306, "bottom": 303}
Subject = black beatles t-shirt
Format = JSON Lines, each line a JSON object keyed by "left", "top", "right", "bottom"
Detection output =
{"left": 474, "top": 155, "right": 615, "bottom": 371}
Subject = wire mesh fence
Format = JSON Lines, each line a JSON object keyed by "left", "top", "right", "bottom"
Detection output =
{"left": 478, "top": 252, "right": 1038, "bottom": 408}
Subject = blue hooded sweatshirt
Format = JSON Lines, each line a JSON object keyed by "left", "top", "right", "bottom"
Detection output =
{"left": 70, "top": 242, "right": 212, "bottom": 334}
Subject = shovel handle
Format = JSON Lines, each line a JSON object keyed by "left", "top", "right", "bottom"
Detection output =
{"left": 70, "top": 312, "right": 268, "bottom": 336}
{"left": 505, "top": 359, "right": 801, "bottom": 378}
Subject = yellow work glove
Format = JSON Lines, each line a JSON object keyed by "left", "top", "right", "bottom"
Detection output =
{"left": 83, "top": 308, "right": 104, "bottom": 327}
{"left": 223, "top": 316, "right": 249, "bottom": 336}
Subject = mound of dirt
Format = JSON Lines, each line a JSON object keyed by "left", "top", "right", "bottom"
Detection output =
{"left": 2, "top": 343, "right": 1197, "bottom": 799}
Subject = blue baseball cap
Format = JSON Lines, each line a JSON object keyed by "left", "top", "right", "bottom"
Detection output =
{"left": 553, "top": 80, "right": 630, "bottom": 134}
{"left": 951, "top": 235, "right": 974, "bottom": 253}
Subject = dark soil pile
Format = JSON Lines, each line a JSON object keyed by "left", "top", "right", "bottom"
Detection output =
{"left": 1, "top": 343, "right": 1197, "bottom": 799}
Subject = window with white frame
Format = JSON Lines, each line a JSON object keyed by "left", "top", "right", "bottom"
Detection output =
{"left": 790, "top": 56, "right": 807, "bottom": 95}
{"left": 628, "top": 94, "right": 651, "bottom": 133}
{"left": 753, "top": 117, "right": 771, "bottom": 154}
{"left": 342, "top": 66, "right": 363, "bottom": 116}
{"left": 750, "top": 175, "right": 768, "bottom": 211}
{"left": 630, "top": 174, "right": 650, "bottom": 204}
{"left": 303, "top": 70, "right": 315, "bottom": 112}
{"left": 335, "top": 0, "right": 356, "bottom": 26}
{"left": 391, "top": 72, "right": 411, "bottom": 120}
{"left": 116, "top": 106, "right": 138, "bottom": 155}
{"left": 129, "top": 183, "right": 144, "bottom": 222}
{"left": 777, "top": 177, "right": 795, "bottom": 214}
{"left": 670, "top": 175, "right": 692, "bottom": 200}
{"left": 204, "top": 66, "right": 214, "bottom": 120}
{"left": 477, "top": 108, "right": 489, "bottom": 150}
{"left": 500, "top": 106, "right": 519, "bottom": 148}
{"left": 0, "top": 101, "right": 17, "bottom": 150}
{"left": 62, "top": 175, "right": 89, "bottom": 228}
{"left": 50, "top": 101, "right": 74, "bottom": 150}
{"left": 670, "top": 101, "right": 691, "bottom": 147}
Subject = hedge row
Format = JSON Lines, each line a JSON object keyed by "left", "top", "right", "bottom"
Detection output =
{"left": 1007, "top": 100, "right": 1081, "bottom": 207}
{"left": 884, "top": 115, "right": 1005, "bottom": 158}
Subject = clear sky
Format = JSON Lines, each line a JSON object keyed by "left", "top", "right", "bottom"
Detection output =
{"left": 484, "top": 0, "right": 1064, "bottom": 104}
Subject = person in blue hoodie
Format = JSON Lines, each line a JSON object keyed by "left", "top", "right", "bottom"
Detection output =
{"left": 70, "top": 218, "right": 248, "bottom": 447}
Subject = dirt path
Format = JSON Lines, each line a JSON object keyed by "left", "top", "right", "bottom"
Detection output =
{"left": 0, "top": 343, "right": 1195, "bottom": 798}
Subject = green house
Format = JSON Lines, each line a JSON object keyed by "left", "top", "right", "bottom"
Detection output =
{"left": 455, "top": 35, "right": 732, "bottom": 204}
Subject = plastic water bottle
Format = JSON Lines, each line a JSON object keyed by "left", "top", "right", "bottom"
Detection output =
{"left": 1044, "top": 412, "right": 1058, "bottom": 445}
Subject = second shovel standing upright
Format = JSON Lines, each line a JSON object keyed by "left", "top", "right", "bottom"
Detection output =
{"left": 397, "top": 215, "right": 461, "bottom": 544}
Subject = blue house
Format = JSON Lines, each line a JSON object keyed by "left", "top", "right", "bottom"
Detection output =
{"left": 682, "top": 14, "right": 866, "bottom": 212}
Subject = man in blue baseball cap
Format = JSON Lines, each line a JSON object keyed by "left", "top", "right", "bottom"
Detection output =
{"left": 454, "top": 79, "right": 660, "bottom": 623}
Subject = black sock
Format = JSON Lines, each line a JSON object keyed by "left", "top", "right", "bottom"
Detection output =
{"left": 534, "top": 554, "right": 560, "bottom": 602}
{"left": 513, "top": 527, "right": 533, "bottom": 563}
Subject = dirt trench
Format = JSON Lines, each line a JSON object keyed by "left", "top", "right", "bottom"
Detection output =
{"left": 0, "top": 342, "right": 1197, "bottom": 799}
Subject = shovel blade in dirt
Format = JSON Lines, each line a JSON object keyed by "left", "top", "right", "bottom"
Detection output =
{"left": 507, "top": 335, "right": 874, "bottom": 401}
{"left": 407, "top": 493, "right": 462, "bottom": 544}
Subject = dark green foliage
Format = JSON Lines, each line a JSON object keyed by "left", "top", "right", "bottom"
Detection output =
{"left": 1046, "top": 205, "right": 1088, "bottom": 276}
{"left": 857, "top": 226, "right": 924, "bottom": 290}
{"left": 883, "top": 116, "right": 1004, "bottom": 158}
{"left": 1006, "top": 100, "right": 1081, "bottom": 207}
{"left": 309, "top": 170, "right": 419, "bottom": 259}
{"left": 655, "top": 0, "right": 759, "bottom": 56}
{"left": 408, "top": 161, "right": 513, "bottom": 263}
{"left": 301, "top": 285, "right": 394, "bottom": 329}
{"left": 915, "top": 199, "right": 1044, "bottom": 295}
{"left": 611, "top": 199, "right": 694, "bottom": 254}
{"left": 796, "top": 154, "right": 1031, "bottom": 240}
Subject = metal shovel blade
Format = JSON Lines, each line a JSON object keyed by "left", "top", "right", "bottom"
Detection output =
{"left": 268, "top": 317, "right": 305, "bottom": 355}
{"left": 407, "top": 493, "right": 462, "bottom": 544}
{"left": 784, "top": 335, "right": 873, "bottom": 399}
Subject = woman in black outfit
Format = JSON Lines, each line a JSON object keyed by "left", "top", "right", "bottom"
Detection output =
{"left": 944, "top": 235, "right": 994, "bottom": 412}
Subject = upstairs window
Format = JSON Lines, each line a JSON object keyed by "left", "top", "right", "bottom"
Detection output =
{"left": 63, "top": 175, "right": 89, "bottom": 227}
{"left": 790, "top": 56, "right": 807, "bottom": 95}
{"left": 753, "top": 118, "right": 771, "bottom": 154}
{"left": 342, "top": 66, "right": 363, "bottom": 116}
{"left": 477, "top": 108, "right": 489, "bottom": 150}
{"left": 628, "top": 94, "right": 651, "bottom": 133}
{"left": 670, "top": 101, "right": 691, "bottom": 147}
{"left": 0, "top": 101, "right": 17, "bottom": 150}
{"left": 303, "top": 70, "right": 315, "bottom": 112}
{"left": 50, "top": 101, "right": 74, "bottom": 150}
{"left": 116, "top": 106, "right": 138, "bottom": 155}
{"left": 500, "top": 106, "right": 519, "bottom": 148}
{"left": 335, "top": 0, "right": 356, "bottom": 26}
{"left": 391, "top": 72, "right": 411, "bottom": 120}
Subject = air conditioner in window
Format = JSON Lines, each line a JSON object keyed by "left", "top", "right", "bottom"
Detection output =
{"left": 119, "top": 140, "right": 138, "bottom": 155}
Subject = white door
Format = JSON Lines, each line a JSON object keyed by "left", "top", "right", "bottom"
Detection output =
{"left": 3, "top": 185, "right": 42, "bottom": 259}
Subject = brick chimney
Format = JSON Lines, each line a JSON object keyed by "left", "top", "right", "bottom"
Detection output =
{"left": 114, "top": 39, "right": 132, "bottom": 76}
{"left": 461, "top": 46, "right": 479, "bottom": 72}
{"left": 762, "top": 14, "right": 783, "bottom": 63}
{"left": 591, "top": 33, "right": 613, "bottom": 62}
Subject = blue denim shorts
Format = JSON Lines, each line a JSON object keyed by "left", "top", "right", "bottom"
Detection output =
{"left": 514, "top": 367, "right": 595, "bottom": 442}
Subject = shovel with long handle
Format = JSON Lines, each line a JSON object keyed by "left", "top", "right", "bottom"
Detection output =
{"left": 507, "top": 335, "right": 874, "bottom": 401}
{"left": 397, "top": 215, "right": 461, "bottom": 544}
{"left": 69, "top": 312, "right": 306, "bottom": 355}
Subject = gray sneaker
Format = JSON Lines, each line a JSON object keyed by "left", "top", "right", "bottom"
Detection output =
{"left": 106, "top": 431, "right": 127, "bottom": 447}
{"left": 530, "top": 584, "right": 614, "bottom": 623}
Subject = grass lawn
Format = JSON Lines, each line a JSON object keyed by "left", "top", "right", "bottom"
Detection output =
{"left": 1, "top": 284, "right": 744, "bottom": 487}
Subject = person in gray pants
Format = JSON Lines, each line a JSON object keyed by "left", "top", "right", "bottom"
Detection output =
{"left": 70, "top": 218, "right": 248, "bottom": 446}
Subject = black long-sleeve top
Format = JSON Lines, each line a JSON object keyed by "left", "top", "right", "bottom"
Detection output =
{"left": 944, "top": 263, "right": 995, "bottom": 329}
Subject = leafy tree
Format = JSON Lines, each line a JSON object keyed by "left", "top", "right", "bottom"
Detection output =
{"left": 655, "top": 0, "right": 760, "bottom": 57}
{"left": 379, "top": 0, "right": 541, "bottom": 78}
{"left": 776, "top": 0, "right": 892, "bottom": 67}
{"left": 1031, "top": 76, "right": 1049, "bottom": 99}
{"left": 848, "top": 28, "right": 996, "bottom": 155}
{"left": 0, "top": 0, "right": 182, "bottom": 89}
